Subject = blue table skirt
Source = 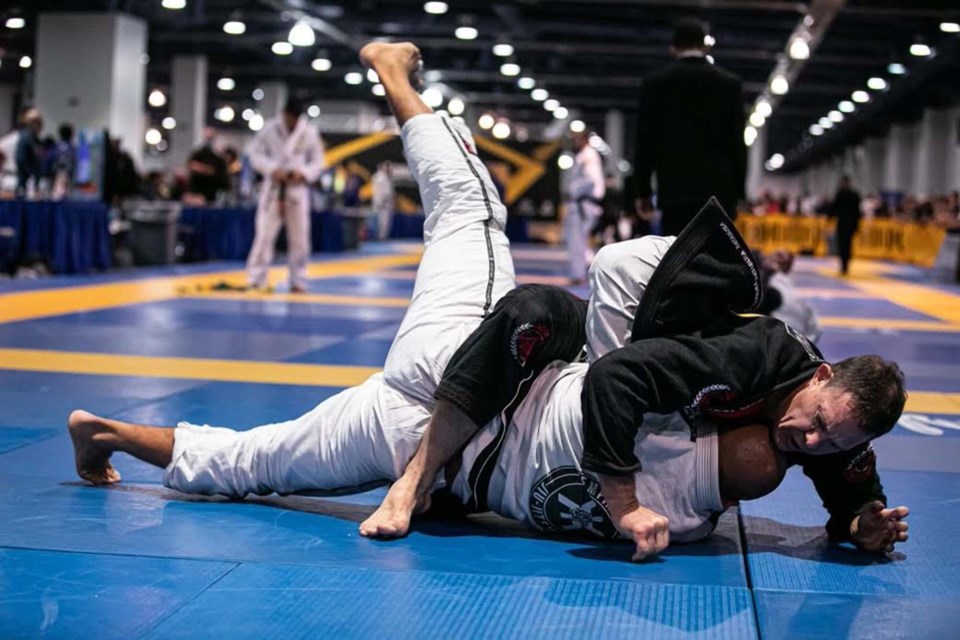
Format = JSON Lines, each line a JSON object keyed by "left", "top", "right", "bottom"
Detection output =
{"left": 0, "top": 200, "right": 111, "bottom": 274}
{"left": 179, "top": 208, "right": 345, "bottom": 262}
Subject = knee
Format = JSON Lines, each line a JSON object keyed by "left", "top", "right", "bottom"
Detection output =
{"left": 589, "top": 242, "right": 632, "bottom": 288}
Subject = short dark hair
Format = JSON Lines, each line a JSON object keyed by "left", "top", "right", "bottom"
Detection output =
{"left": 673, "top": 18, "right": 707, "bottom": 50}
{"left": 59, "top": 123, "right": 74, "bottom": 142}
{"left": 827, "top": 355, "right": 907, "bottom": 438}
{"left": 283, "top": 98, "right": 305, "bottom": 117}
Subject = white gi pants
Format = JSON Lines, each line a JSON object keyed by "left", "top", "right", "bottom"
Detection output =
{"left": 246, "top": 183, "right": 312, "bottom": 290}
{"left": 375, "top": 203, "right": 393, "bottom": 241}
{"left": 563, "top": 203, "right": 599, "bottom": 281}
{"left": 166, "top": 114, "right": 515, "bottom": 496}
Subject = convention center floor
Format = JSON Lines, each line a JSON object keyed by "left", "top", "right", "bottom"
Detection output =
{"left": 1, "top": 243, "right": 959, "bottom": 639}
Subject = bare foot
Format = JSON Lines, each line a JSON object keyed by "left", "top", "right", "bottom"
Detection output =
{"left": 359, "top": 476, "right": 431, "bottom": 539}
{"left": 358, "top": 41, "right": 423, "bottom": 89}
{"left": 68, "top": 410, "right": 121, "bottom": 485}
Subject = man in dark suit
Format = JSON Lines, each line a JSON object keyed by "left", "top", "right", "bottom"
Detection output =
{"left": 830, "top": 175, "right": 862, "bottom": 276}
{"left": 628, "top": 18, "right": 747, "bottom": 235}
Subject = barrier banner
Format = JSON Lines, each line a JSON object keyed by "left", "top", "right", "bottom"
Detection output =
{"left": 736, "top": 214, "right": 946, "bottom": 267}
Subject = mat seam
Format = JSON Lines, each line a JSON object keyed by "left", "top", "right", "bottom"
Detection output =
{"left": 135, "top": 562, "right": 243, "bottom": 639}
{"left": 737, "top": 507, "right": 765, "bottom": 640}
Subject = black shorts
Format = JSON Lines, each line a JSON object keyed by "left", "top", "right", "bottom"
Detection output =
{"left": 434, "top": 284, "right": 588, "bottom": 428}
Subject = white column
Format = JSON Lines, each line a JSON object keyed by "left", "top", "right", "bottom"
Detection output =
{"left": 863, "top": 137, "right": 886, "bottom": 195}
{"left": 746, "top": 125, "right": 766, "bottom": 201}
{"left": 34, "top": 13, "right": 147, "bottom": 165}
{"left": 259, "top": 81, "right": 288, "bottom": 121}
{"left": 169, "top": 55, "right": 207, "bottom": 171}
{"left": 604, "top": 109, "right": 625, "bottom": 189}
{"left": 914, "top": 108, "right": 950, "bottom": 198}
{"left": 0, "top": 85, "right": 16, "bottom": 133}
{"left": 946, "top": 105, "right": 960, "bottom": 194}
{"left": 883, "top": 122, "right": 918, "bottom": 193}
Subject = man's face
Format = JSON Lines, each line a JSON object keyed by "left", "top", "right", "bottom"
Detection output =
{"left": 774, "top": 364, "right": 869, "bottom": 455}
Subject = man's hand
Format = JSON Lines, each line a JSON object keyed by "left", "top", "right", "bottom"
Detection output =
{"left": 287, "top": 170, "right": 305, "bottom": 185}
{"left": 271, "top": 168, "right": 287, "bottom": 182}
{"left": 850, "top": 500, "right": 909, "bottom": 552}
{"left": 598, "top": 473, "right": 670, "bottom": 561}
{"left": 618, "top": 505, "right": 671, "bottom": 561}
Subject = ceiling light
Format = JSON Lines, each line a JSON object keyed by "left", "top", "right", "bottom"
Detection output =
{"left": 749, "top": 112, "right": 766, "bottom": 128}
{"left": 819, "top": 117, "right": 833, "bottom": 129}
{"left": 161, "top": 117, "right": 176, "bottom": 130}
{"left": 367, "top": 69, "right": 379, "bottom": 83}
{"left": 312, "top": 58, "right": 332, "bottom": 72}
{"left": 558, "top": 153, "right": 574, "bottom": 170}
{"left": 372, "top": 84, "right": 385, "bottom": 96}
{"left": 809, "top": 124, "right": 823, "bottom": 136}
{"left": 455, "top": 26, "right": 478, "bottom": 40}
{"left": 543, "top": 98, "right": 559, "bottom": 111}
{"left": 492, "top": 122, "right": 511, "bottom": 139}
{"left": 5, "top": 17, "right": 25, "bottom": 29}
{"left": 887, "top": 62, "right": 907, "bottom": 75}
{"left": 424, "top": 1, "right": 448, "bottom": 14}
{"left": 422, "top": 87, "right": 444, "bottom": 108}
{"left": 770, "top": 74, "right": 789, "bottom": 95}
{"left": 447, "top": 97, "right": 465, "bottom": 115}
{"left": 788, "top": 37, "right": 810, "bottom": 60}
{"left": 569, "top": 119, "right": 586, "bottom": 133}
{"left": 500, "top": 63, "right": 520, "bottom": 77}
{"left": 553, "top": 107, "right": 569, "bottom": 119}
{"left": 744, "top": 126, "right": 757, "bottom": 147}
{"left": 216, "top": 106, "right": 235, "bottom": 122}
{"left": 252, "top": 88, "right": 264, "bottom": 101}
{"left": 344, "top": 72, "right": 364, "bottom": 85}
{"left": 517, "top": 77, "right": 535, "bottom": 90}
{"left": 162, "top": 0, "right": 186, "bottom": 9}
{"left": 755, "top": 99, "right": 772, "bottom": 118}
{"left": 217, "top": 77, "right": 235, "bottom": 91}
{"left": 249, "top": 113, "right": 264, "bottom": 131}
{"left": 478, "top": 114, "right": 495, "bottom": 130}
{"left": 767, "top": 153, "right": 784, "bottom": 170}
{"left": 288, "top": 20, "right": 315, "bottom": 47}
{"left": 531, "top": 89, "right": 549, "bottom": 101}
{"left": 704, "top": 35, "right": 716, "bottom": 47}
{"left": 223, "top": 20, "right": 245, "bottom": 35}
{"left": 910, "top": 43, "right": 931, "bottom": 57}
{"left": 148, "top": 89, "right": 167, "bottom": 107}
{"left": 493, "top": 43, "right": 514, "bottom": 57}
{"left": 307, "top": 105, "right": 321, "bottom": 118}
{"left": 867, "top": 77, "right": 887, "bottom": 91}
{"left": 852, "top": 90, "right": 870, "bottom": 103}
{"left": 828, "top": 110, "right": 843, "bottom": 123}
{"left": 838, "top": 100, "right": 855, "bottom": 113}
{"left": 272, "top": 41, "right": 294, "bottom": 56}
{"left": 242, "top": 109, "right": 254, "bottom": 121}
{"left": 940, "top": 22, "right": 960, "bottom": 33}
{"left": 145, "top": 128, "right": 162, "bottom": 145}
{"left": 156, "top": 140, "right": 168, "bottom": 152}
{"left": 706, "top": 55, "right": 715, "bottom": 64}
{"left": 19, "top": 55, "right": 32, "bottom": 69}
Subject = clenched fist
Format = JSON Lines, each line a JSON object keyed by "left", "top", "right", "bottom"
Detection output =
{"left": 617, "top": 505, "right": 670, "bottom": 562}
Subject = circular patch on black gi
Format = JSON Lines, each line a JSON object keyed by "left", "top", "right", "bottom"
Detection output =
{"left": 529, "top": 466, "right": 618, "bottom": 539}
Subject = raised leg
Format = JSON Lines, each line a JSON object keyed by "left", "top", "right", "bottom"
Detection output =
{"left": 68, "top": 409, "right": 174, "bottom": 485}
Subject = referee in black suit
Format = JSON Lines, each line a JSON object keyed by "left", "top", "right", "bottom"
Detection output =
{"left": 628, "top": 18, "right": 747, "bottom": 236}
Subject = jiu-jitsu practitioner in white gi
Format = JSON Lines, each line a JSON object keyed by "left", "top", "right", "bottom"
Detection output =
{"left": 67, "top": 43, "right": 907, "bottom": 561}
{"left": 246, "top": 99, "right": 325, "bottom": 292}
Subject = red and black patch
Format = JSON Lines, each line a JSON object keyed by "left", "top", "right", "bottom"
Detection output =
{"left": 510, "top": 322, "right": 551, "bottom": 368}
{"left": 843, "top": 446, "right": 877, "bottom": 484}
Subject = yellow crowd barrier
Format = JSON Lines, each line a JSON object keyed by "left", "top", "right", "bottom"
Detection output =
{"left": 736, "top": 214, "right": 947, "bottom": 267}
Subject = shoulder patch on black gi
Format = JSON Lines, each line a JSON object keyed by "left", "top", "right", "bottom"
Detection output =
{"left": 510, "top": 322, "right": 551, "bottom": 368}
{"left": 529, "top": 467, "right": 619, "bottom": 539}
{"left": 844, "top": 446, "right": 877, "bottom": 484}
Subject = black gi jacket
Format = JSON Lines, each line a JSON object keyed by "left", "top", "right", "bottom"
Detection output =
{"left": 580, "top": 198, "right": 886, "bottom": 541}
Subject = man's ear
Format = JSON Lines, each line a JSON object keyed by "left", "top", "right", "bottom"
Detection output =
{"left": 814, "top": 362, "right": 834, "bottom": 384}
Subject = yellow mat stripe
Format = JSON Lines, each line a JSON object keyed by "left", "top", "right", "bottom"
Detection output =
{"left": 185, "top": 291, "right": 412, "bottom": 307}
{"left": 0, "top": 254, "right": 422, "bottom": 325}
{"left": 0, "top": 348, "right": 379, "bottom": 387}
{"left": 818, "top": 318, "right": 960, "bottom": 333}
{"left": 904, "top": 392, "right": 960, "bottom": 414}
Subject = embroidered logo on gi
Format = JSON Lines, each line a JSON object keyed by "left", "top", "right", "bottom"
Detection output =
{"left": 843, "top": 446, "right": 877, "bottom": 484}
{"left": 682, "top": 383, "right": 735, "bottom": 420}
{"left": 510, "top": 322, "right": 551, "bottom": 367}
{"left": 529, "top": 467, "right": 618, "bottom": 539}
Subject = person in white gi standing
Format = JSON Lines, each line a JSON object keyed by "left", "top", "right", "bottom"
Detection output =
{"left": 246, "top": 99, "right": 325, "bottom": 292}
{"left": 371, "top": 162, "right": 395, "bottom": 241}
{"left": 563, "top": 131, "right": 606, "bottom": 284}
